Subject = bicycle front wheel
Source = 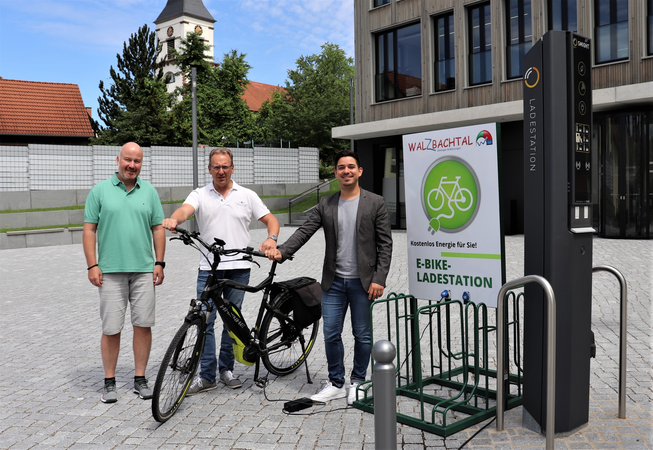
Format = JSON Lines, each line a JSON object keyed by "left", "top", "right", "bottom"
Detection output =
{"left": 260, "top": 291, "right": 319, "bottom": 376}
{"left": 152, "top": 317, "right": 203, "bottom": 422}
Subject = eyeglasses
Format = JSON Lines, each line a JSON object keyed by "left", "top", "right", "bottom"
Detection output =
{"left": 211, "top": 165, "right": 232, "bottom": 172}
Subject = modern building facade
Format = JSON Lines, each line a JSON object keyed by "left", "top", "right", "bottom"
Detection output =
{"left": 333, "top": 0, "right": 653, "bottom": 238}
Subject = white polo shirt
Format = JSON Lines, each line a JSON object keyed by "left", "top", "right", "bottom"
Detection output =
{"left": 184, "top": 181, "right": 271, "bottom": 270}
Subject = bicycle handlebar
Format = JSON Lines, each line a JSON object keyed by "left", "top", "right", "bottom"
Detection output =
{"left": 172, "top": 226, "right": 269, "bottom": 260}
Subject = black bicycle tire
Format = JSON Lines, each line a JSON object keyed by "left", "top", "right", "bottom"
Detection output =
{"left": 152, "top": 317, "right": 203, "bottom": 422}
{"left": 259, "top": 291, "right": 319, "bottom": 376}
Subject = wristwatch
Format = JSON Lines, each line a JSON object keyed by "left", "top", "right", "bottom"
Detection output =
{"left": 268, "top": 235, "right": 277, "bottom": 241}
{"left": 155, "top": 261, "right": 166, "bottom": 268}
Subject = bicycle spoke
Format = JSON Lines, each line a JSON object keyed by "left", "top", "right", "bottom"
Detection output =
{"left": 152, "top": 319, "right": 202, "bottom": 422}
{"left": 260, "top": 292, "right": 319, "bottom": 375}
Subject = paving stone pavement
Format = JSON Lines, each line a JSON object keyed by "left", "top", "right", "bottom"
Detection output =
{"left": 0, "top": 228, "right": 650, "bottom": 449}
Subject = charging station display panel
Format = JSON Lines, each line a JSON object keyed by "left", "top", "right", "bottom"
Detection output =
{"left": 403, "top": 123, "right": 504, "bottom": 307}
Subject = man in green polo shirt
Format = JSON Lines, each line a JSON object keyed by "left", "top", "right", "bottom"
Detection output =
{"left": 83, "top": 142, "right": 166, "bottom": 404}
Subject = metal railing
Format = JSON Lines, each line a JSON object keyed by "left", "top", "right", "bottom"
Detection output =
{"left": 592, "top": 265, "right": 628, "bottom": 419}
{"left": 496, "top": 275, "right": 556, "bottom": 450}
{"left": 287, "top": 178, "right": 335, "bottom": 223}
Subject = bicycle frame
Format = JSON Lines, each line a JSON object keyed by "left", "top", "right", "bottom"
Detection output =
{"left": 173, "top": 227, "right": 304, "bottom": 384}
{"left": 197, "top": 255, "right": 281, "bottom": 365}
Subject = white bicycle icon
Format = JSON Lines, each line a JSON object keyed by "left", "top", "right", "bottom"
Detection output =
{"left": 427, "top": 176, "right": 474, "bottom": 220}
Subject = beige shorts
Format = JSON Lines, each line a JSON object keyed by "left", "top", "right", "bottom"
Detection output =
{"left": 99, "top": 272, "right": 156, "bottom": 335}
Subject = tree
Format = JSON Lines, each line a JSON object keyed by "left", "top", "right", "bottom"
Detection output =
{"left": 260, "top": 42, "right": 354, "bottom": 163}
{"left": 93, "top": 24, "right": 171, "bottom": 146}
{"left": 168, "top": 33, "right": 256, "bottom": 147}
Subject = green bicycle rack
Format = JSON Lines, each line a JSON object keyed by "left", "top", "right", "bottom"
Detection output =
{"left": 351, "top": 292, "right": 524, "bottom": 437}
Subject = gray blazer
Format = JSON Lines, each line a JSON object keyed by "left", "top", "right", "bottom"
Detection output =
{"left": 279, "top": 189, "right": 393, "bottom": 291}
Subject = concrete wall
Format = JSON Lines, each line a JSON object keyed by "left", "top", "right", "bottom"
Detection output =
{"left": 0, "top": 213, "right": 291, "bottom": 250}
{"left": 1, "top": 194, "right": 298, "bottom": 233}
{"left": 0, "top": 182, "right": 315, "bottom": 250}
{"left": 0, "top": 183, "right": 316, "bottom": 211}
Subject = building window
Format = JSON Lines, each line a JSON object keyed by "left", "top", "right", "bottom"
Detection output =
{"left": 468, "top": 2, "right": 492, "bottom": 85}
{"left": 434, "top": 12, "right": 456, "bottom": 91}
{"left": 594, "top": 0, "right": 629, "bottom": 64}
{"left": 167, "top": 40, "right": 175, "bottom": 60}
{"left": 648, "top": 0, "right": 653, "bottom": 55}
{"left": 375, "top": 22, "right": 422, "bottom": 102}
{"left": 374, "top": 0, "right": 391, "bottom": 7}
{"left": 506, "top": 0, "right": 532, "bottom": 79}
{"left": 548, "top": 0, "right": 577, "bottom": 32}
{"left": 165, "top": 72, "right": 175, "bottom": 84}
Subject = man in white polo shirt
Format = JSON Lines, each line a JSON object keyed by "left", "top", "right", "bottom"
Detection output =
{"left": 162, "top": 148, "right": 279, "bottom": 393}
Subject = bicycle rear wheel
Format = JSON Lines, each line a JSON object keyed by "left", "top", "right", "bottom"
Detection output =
{"left": 152, "top": 317, "right": 203, "bottom": 422}
{"left": 260, "top": 291, "right": 319, "bottom": 376}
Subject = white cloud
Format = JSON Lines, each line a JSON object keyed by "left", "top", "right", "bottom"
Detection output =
{"left": 232, "top": 0, "right": 354, "bottom": 58}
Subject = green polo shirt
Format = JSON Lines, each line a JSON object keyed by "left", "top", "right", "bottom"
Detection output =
{"left": 84, "top": 173, "right": 164, "bottom": 273}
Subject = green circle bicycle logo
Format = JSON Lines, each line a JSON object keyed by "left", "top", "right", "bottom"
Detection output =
{"left": 421, "top": 157, "right": 480, "bottom": 233}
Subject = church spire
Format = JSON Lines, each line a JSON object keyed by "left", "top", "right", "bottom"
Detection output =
{"left": 154, "top": 0, "right": 215, "bottom": 24}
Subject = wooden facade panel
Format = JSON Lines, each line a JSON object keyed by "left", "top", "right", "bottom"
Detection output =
{"left": 593, "top": 62, "right": 630, "bottom": 90}
{"left": 428, "top": 91, "right": 458, "bottom": 111}
{"left": 356, "top": 0, "right": 373, "bottom": 124}
{"left": 463, "top": 85, "right": 493, "bottom": 107}
{"left": 369, "top": 4, "right": 393, "bottom": 30}
{"left": 501, "top": 80, "right": 524, "bottom": 102}
{"left": 640, "top": 58, "right": 653, "bottom": 82}
{"left": 396, "top": 0, "right": 423, "bottom": 23}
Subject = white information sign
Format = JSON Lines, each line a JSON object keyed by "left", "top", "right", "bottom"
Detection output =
{"left": 402, "top": 123, "right": 504, "bottom": 307}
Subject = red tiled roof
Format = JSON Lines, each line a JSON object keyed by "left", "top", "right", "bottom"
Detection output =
{"left": 242, "top": 81, "right": 284, "bottom": 112}
{"left": 0, "top": 79, "right": 94, "bottom": 137}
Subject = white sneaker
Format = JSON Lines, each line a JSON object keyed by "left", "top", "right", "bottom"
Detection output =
{"left": 347, "top": 382, "right": 360, "bottom": 405}
{"left": 310, "top": 381, "right": 347, "bottom": 402}
{"left": 219, "top": 370, "right": 242, "bottom": 389}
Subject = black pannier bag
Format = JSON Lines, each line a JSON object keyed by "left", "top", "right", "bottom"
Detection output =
{"left": 271, "top": 277, "right": 322, "bottom": 329}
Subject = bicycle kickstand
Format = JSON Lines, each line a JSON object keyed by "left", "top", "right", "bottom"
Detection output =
{"left": 300, "top": 337, "right": 313, "bottom": 384}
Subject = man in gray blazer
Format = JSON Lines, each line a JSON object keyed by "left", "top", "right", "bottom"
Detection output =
{"left": 266, "top": 150, "right": 393, "bottom": 405}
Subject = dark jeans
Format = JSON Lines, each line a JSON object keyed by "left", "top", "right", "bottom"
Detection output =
{"left": 196, "top": 268, "right": 250, "bottom": 383}
{"left": 321, "top": 276, "right": 373, "bottom": 388}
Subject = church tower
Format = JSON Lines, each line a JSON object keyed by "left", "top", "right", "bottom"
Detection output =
{"left": 154, "top": 0, "right": 216, "bottom": 94}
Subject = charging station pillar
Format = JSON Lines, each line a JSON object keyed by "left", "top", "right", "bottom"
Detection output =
{"left": 522, "top": 30, "right": 595, "bottom": 435}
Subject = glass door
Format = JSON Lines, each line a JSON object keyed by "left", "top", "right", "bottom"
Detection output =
{"left": 598, "top": 112, "right": 652, "bottom": 238}
{"left": 381, "top": 145, "right": 405, "bottom": 229}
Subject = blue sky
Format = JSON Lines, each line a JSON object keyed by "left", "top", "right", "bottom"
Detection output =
{"left": 0, "top": 0, "right": 354, "bottom": 122}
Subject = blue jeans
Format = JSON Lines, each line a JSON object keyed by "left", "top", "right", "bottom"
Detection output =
{"left": 322, "top": 276, "right": 373, "bottom": 388}
{"left": 196, "top": 269, "right": 250, "bottom": 383}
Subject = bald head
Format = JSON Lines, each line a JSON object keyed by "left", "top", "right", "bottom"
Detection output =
{"left": 116, "top": 142, "right": 143, "bottom": 186}
{"left": 120, "top": 142, "right": 142, "bottom": 157}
